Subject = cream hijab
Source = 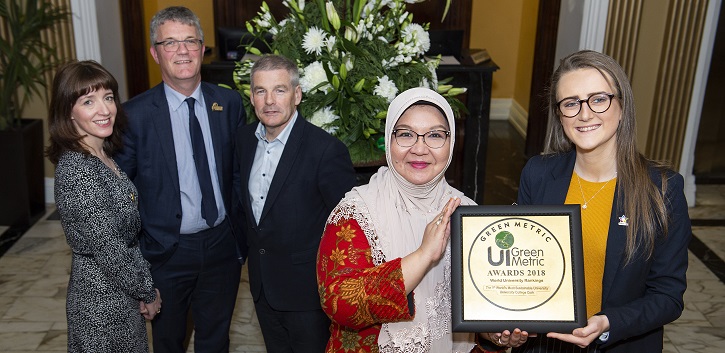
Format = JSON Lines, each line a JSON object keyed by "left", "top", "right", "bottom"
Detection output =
{"left": 346, "top": 87, "right": 475, "bottom": 351}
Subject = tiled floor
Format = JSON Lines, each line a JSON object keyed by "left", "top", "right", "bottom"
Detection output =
{"left": 1, "top": 122, "right": 724, "bottom": 352}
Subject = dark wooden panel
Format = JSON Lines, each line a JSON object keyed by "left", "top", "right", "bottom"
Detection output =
{"left": 213, "top": 0, "right": 472, "bottom": 52}
{"left": 525, "top": 0, "right": 561, "bottom": 157}
{"left": 120, "top": 0, "right": 149, "bottom": 98}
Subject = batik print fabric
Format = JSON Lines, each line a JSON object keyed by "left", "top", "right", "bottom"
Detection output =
{"left": 317, "top": 198, "right": 412, "bottom": 353}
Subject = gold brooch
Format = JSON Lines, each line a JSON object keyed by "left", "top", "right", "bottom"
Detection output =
{"left": 212, "top": 103, "right": 223, "bottom": 111}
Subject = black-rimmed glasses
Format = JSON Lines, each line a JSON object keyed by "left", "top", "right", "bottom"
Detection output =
{"left": 154, "top": 39, "right": 203, "bottom": 52}
{"left": 392, "top": 129, "right": 450, "bottom": 149}
{"left": 557, "top": 93, "right": 616, "bottom": 118}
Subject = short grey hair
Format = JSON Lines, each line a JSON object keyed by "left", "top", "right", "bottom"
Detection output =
{"left": 149, "top": 6, "right": 204, "bottom": 45}
{"left": 250, "top": 55, "right": 300, "bottom": 88}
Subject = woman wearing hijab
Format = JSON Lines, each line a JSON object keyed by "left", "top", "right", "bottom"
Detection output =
{"left": 316, "top": 87, "right": 528, "bottom": 352}
{"left": 508, "top": 50, "right": 690, "bottom": 352}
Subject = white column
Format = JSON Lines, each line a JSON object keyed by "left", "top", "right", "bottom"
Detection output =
{"left": 580, "top": 0, "right": 609, "bottom": 51}
{"left": 69, "top": 0, "right": 102, "bottom": 61}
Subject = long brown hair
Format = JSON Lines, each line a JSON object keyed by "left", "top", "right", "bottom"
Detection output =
{"left": 45, "top": 60, "right": 126, "bottom": 164}
{"left": 544, "top": 50, "right": 669, "bottom": 264}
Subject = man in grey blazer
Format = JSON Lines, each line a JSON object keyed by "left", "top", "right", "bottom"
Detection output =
{"left": 116, "top": 6, "right": 246, "bottom": 353}
{"left": 235, "top": 54, "right": 357, "bottom": 353}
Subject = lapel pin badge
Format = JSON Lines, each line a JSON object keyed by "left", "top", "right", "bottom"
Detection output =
{"left": 212, "top": 102, "right": 224, "bottom": 111}
{"left": 618, "top": 215, "right": 629, "bottom": 226}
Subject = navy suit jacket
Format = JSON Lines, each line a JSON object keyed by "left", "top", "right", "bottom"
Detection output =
{"left": 116, "top": 82, "right": 247, "bottom": 266}
{"left": 235, "top": 115, "right": 356, "bottom": 311}
{"left": 514, "top": 151, "right": 690, "bottom": 352}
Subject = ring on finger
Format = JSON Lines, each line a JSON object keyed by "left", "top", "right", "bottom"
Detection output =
{"left": 497, "top": 336, "right": 503, "bottom": 346}
{"left": 435, "top": 216, "right": 444, "bottom": 225}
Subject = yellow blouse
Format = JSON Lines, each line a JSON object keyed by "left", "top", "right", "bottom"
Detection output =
{"left": 565, "top": 171, "right": 616, "bottom": 317}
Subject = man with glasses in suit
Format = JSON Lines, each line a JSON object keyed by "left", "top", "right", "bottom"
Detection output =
{"left": 116, "top": 6, "right": 246, "bottom": 353}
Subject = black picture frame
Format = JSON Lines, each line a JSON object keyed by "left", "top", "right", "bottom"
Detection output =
{"left": 451, "top": 204, "right": 587, "bottom": 333}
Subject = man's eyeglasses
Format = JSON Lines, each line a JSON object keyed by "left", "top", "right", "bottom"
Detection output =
{"left": 154, "top": 39, "right": 203, "bottom": 52}
{"left": 557, "top": 93, "right": 617, "bottom": 118}
{"left": 392, "top": 129, "right": 450, "bottom": 149}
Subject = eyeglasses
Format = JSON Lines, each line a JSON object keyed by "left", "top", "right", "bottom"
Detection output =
{"left": 392, "top": 129, "right": 450, "bottom": 149}
{"left": 557, "top": 93, "right": 617, "bottom": 118}
{"left": 154, "top": 39, "right": 203, "bottom": 52}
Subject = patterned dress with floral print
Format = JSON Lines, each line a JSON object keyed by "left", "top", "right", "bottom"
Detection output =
{"left": 317, "top": 197, "right": 413, "bottom": 353}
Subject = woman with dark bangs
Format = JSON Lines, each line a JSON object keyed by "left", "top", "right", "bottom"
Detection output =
{"left": 47, "top": 60, "right": 161, "bottom": 352}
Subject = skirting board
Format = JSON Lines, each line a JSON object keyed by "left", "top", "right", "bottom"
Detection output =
{"left": 491, "top": 98, "right": 527, "bottom": 138}
{"left": 45, "top": 177, "right": 54, "bottom": 204}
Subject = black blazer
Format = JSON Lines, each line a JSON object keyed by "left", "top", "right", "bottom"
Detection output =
{"left": 514, "top": 151, "right": 690, "bottom": 352}
{"left": 236, "top": 115, "right": 356, "bottom": 311}
{"left": 116, "top": 83, "right": 247, "bottom": 266}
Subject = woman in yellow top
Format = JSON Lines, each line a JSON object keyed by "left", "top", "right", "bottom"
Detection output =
{"left": 503, "top": 50, "right": 690, "bottom": 352}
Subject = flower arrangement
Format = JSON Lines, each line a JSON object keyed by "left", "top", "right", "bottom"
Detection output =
{"left": 233, "top": 0, "right": 466, "bottom": 163}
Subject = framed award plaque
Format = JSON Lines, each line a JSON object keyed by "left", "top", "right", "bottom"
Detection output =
{"left": 450, "top": 205, "right": 587, "bottom": 333}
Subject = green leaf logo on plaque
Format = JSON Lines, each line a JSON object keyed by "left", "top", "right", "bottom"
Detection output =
{"left": 495, "top": 231, "right": 514, "bottom": 249}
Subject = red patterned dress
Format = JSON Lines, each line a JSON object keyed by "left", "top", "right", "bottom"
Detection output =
{"left": 317, "top": 198, "right": 413, "bottom": 353}
{"left": 318, "top": 197, "right": 497, "bottom": 353}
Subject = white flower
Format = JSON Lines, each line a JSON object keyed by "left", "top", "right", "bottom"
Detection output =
{"left": 300, "top": 61, "right": 332, "bottom": 93}
{"left": 325, "top": 35, "right": 337, "bottom": 53}
{"left": 427, "top": 61, "right": 439, "bottom": 88}
{"left": 283, "top": 0, "right": 305, "bottom": 11}
{"left": 402, "top": 23, "right": 430, "bottom": 55}
{"left": 302, "top": 26, "right": 327, "bottom": 55}
{"left": 374, "top": 75, "right": 398, "bottom": 103}
{"left": 343, "top": 54, "right": 354, "bottom": 71}
{"left": 310, "top": 106, "right": 340, "bottom": 135}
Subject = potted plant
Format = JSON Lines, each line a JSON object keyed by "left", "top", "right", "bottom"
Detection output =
{"left": 0, "top": 0, "right": 69, "bottom": 226}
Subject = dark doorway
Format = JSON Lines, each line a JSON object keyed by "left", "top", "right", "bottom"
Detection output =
{"left": 694, "top": 4, "right": 725, "bottom": 183}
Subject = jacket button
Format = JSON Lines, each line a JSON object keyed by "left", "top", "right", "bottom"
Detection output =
{"left": 259, "top": 249, "right": 266, "bottom": 254}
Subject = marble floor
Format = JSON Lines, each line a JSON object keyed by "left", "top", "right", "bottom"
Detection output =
{"left": 1, "top": 121, "right": 724, "bottom": 352}
{"left": 2, "top": 185, "right": 724, "bottom": 352}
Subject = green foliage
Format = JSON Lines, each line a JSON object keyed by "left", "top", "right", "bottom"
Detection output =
{"left": 234, "top": 0, "right": 464, "bottom": 163}
{"left": 0, "top": 0, "right": 70, "bottom": 130}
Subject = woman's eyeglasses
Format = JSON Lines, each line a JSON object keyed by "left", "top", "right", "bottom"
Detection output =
{"left": 392, "top": 129, "right": 450, "bottom": 149}
{"left": 557, "top": 93, "right": 617, "bottom": 118}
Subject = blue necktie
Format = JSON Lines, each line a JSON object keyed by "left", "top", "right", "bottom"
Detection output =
{"left": 187, "top": 98, "right": 218, "bottom": 227}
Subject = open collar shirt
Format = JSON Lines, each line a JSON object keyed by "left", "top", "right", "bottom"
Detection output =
{"left": 248, "top": 111, "right": 298, "bottom": 224}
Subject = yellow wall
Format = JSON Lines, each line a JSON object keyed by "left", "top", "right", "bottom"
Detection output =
{"left": 143, "top": 0, "right": 215, "bottom": 87}
{"left": 469, "top": 0, "right": 539, "bottom": 110}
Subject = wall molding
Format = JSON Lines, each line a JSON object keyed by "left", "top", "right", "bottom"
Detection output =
{"left": 490, "top": 98, "right": 527, "bottom": 139}
{"left": 490, "top": 98, "right": 511, "bottom": 121}
{"left": 45, "top": 178, "right": 55, "bottom": 204}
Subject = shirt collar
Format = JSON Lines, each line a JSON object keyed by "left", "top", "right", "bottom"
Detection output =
{"left": 254, "top": 111, "right": 298, "bottom": 144}
{"left": 164, "top": 83, "right": 203, "bottom": 112}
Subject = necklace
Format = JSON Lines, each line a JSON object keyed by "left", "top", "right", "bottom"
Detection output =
{"left": 576, "top": 172, "right": 616, "bottom": 210}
